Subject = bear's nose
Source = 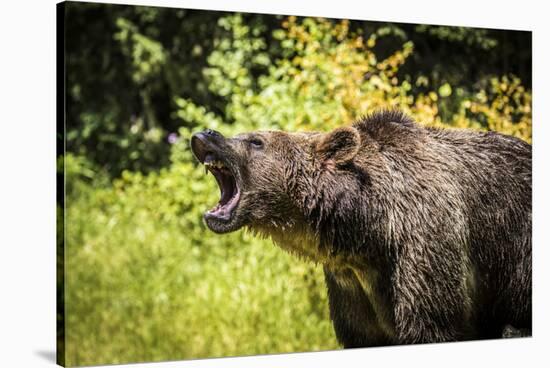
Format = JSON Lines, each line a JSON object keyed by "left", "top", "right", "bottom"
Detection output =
{"left": 204, "top": 129, "right": 223, "bottom": 138}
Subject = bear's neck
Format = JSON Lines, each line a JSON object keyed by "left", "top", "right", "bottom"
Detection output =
{"left": 289, "top": 164, "right": 373, "bottom": 261}
{"left": 254, "top": 157, "right": 369, "bottom": 265}
{"left": 248, "top": 208, "right": 333, "bottom": 264}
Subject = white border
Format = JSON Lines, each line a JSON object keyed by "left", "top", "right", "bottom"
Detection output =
{"left": 0, "top": 1, "right": 548, "bottom": 367}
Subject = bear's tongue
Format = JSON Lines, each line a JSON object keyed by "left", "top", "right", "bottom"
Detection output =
{"left": 204, "top": 156, "right": 240, "bottom": 221}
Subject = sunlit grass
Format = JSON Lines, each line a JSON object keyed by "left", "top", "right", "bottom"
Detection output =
{"left": 64, "top": 180, "right": 338, "bottom": 366}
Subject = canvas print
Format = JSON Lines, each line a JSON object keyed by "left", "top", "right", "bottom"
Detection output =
{"left": 57, "top": 1, "right": 532, "bottom": 366}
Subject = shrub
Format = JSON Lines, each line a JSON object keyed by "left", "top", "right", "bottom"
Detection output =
{"left": 175, "top": 15, "right": 531, "bottom": 143}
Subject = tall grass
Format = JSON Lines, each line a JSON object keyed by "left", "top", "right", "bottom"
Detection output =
{"left": 63, "top": 163, "right": 338, "bottom": 366}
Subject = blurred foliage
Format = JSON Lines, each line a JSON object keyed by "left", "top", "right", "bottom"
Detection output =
{"left": 64, "top": 149, "right": 335, "bottom": 366}
{"left": 177, "top": 15, "right": 531, "bottom": 142}
{"left": 415, "top": 25, "right": 498, "bottom": 49}
{"left": 64, "top": 3, "right": 531, "bottom": 176}
{"left": 61, "top": 3, "right": 532, "bottom": 366}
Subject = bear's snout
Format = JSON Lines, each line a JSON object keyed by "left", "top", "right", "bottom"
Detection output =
{"left": 191, "top": 129, "right": 226, "bottom": 163}
{"left": 204, "top": 129, "right": 224, "bottom": 138}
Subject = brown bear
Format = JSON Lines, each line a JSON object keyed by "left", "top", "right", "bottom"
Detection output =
{"left": 190, "top": 110, "right": 532, "bottom": 347}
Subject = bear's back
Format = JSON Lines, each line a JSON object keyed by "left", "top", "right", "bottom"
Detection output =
{"left": 353, "top": 111, "right": 531, "bottom": 191}
{"left": 351, "top": 112, "right": 531, "bottom": 331}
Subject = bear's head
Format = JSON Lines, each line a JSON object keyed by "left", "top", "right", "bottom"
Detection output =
{"left": 190, "top": 127, "right": 361, "bottom": 237}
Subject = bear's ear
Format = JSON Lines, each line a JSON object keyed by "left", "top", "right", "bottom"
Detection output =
{"left": 315, "top": 126, "right": 360, "bottom": 164}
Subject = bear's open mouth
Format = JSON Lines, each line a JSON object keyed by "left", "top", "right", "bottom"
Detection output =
{"left": 203, "top": 153, "right": 240, "bottom": 221}
{"left": 190, "top": 130, "right": 242, "bottom": 226}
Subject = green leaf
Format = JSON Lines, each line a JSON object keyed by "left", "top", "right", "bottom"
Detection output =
{"left": 438, "top": 83, "right": 452, "bottom": 97}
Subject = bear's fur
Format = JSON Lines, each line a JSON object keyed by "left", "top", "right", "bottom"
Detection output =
{"left": 190, "top": 111, "right": 532, "bottom": 346}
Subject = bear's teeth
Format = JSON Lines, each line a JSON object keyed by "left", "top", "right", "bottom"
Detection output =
{"left": 204, "top": 160, "right": 225, "bottom": 169}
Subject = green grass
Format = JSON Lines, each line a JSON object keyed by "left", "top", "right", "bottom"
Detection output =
{"left": 63, "top": 167, "right": 339, "bottom": 366}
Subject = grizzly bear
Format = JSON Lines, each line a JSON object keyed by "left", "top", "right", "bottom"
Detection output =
{"left": 190, "top": 110, "right": 532, "bottom": 347}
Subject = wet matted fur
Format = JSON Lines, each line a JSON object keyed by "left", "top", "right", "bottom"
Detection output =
{"left": 190, "top": 110, "right": 532, "bottom": 347}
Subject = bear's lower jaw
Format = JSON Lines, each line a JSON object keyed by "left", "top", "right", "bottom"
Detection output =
{"left": 203, "top": 212, "right": 245, "bottom": 234}
{"left": 205, "top": 186, "right": 240, "bottom": 222}
{"left": 203, "top": 197, "right": 246, "bottom": 234}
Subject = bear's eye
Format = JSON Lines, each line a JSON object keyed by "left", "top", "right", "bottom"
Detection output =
{"left": 248, "top": 138, "right": 264, "bottom": 149}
